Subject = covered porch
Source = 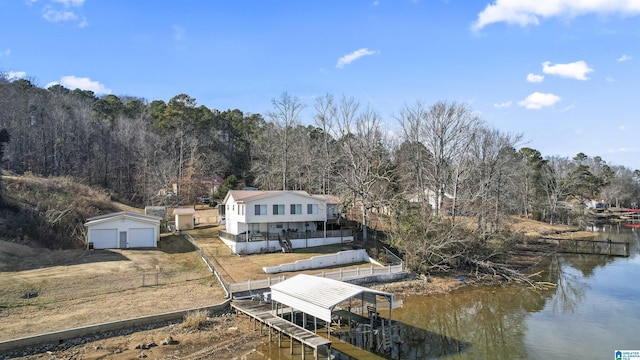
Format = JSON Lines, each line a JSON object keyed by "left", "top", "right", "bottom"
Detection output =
{"left": 219, "top": 223, "right": 354, "bottom": 254}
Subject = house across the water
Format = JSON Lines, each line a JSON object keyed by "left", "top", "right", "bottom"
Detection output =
{"left": 219, "top": 190, "right": 352, "bottom": 254}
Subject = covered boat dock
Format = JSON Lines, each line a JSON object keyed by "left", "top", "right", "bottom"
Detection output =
{"left": 232, "top": 274, "right": 395, "bottom": 359}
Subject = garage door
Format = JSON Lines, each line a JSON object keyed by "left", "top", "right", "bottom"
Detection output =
{"left": 90, "top": 229, "right": 117, "bottom": 249}
{"left": 128, "top": 228, "right": 155, "bottom": 248}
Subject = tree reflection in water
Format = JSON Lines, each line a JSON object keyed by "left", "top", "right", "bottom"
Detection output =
{"left": 545, "top": 254, "right": 589, "bottom": 314}
{"left": 384, "top": 284, "right": 550, "bottom": 359}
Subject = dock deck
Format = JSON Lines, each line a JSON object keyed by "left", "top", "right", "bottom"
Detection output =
{"left": 232, "top": 300, "right": 332, "bottom": 359}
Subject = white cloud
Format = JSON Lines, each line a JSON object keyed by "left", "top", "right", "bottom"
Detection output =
{"left": 542, "top": 60, "right": 593, "bottom": 80}
{"left": 526, "top": 73, "right": 544, "bottom": 83}
{"left": 372, "top": 1, "right": 379, "bottom": 6}
{"left": 336, "top": 48, "right": 377, "bottom": 69}
{"left": 618, "top": 54, "right": 632, "bottom": 62}
{"left": 47, "top": 75, "right": 111, "bottom": 94}
{"left": 7, "top": 71, "right": 27, "bottom": 80}
{"left": 52, "top": 0, "right": 85, "bottom": 7}
{"left": 41, "top": 2, "right": 87, "bottom": 27}
{"left": 472, "top": 0, "right": 640, "bottom": 31}
{"left": 619, "top": 125, "right": 626, "bottom": 130}
{"left": 493, "top": 101, "right": 512, "bottom": 108}
{"left": 606, "top": 77, "right": 615, "bottom": 82}
{"left": 0, "top": 48, "right": 10, "bottom": 57}
{"left": 518, "top": 92, "right": 561, "bottom": 109}
{"left": 42, "top": 7, "right": 78, "bottom": 23}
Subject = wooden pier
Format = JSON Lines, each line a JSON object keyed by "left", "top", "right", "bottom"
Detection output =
{"left": 232, "top": 300, "right": 332, "bottom": 360}
{"left": 554, "top": 239, "right": 630, "bottom": 257}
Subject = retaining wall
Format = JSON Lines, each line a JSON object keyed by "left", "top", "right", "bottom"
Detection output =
{"left": 263, "top": 249, "right": 376, "bottom": 274}
{"left": 0, "top": 300, "right": 230, "bottom": 353}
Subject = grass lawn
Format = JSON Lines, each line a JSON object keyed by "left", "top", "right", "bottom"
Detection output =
{"left": 188, "top": 225, "right": 381, "bottom": 283}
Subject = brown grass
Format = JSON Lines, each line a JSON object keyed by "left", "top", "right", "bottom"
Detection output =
{"left": 0, "top": 234, "right": 224, "bottom": 341}
{"left": 182, "top": 309, "right": 209, "bottom": 330}
{"left": 189, "top": 226, "right": 380, "bottom": 283}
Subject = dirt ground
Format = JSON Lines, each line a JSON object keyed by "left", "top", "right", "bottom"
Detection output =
{"left": 1, "top": 212, "right": 596, "bottom": 359}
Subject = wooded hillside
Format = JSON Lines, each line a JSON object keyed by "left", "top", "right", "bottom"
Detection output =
{"left": 2, "top": 75, "right": 639, "bottom": 268}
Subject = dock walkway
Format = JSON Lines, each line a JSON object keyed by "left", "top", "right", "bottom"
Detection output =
{"left": 555, "top": 239, "right": 630, "bottom": 257}
{"left": 232, "top": 300, "right": 332, "bottom": 360}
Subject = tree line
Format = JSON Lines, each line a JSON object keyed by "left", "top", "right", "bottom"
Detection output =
{"left": 2, "top": 75, "right": 639, "bottom": 270}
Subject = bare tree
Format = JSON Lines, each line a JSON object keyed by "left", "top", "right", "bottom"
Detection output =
{"left": 314, "top": 94, "right": 338, "bottom": 194}
{"left": 328, "top": 97, "right": 394, "bottom": 242}
{"left": 465, "top": 127, "right": 521, "bottom": 237}
{"left": 540, "top": 156, "right": 576, "bottom": 225}
{"left": 266, "top": 92, "right": 306, "bottom": 190}
{"left": 397, "top": 101, "right": 480, "bottom": 217}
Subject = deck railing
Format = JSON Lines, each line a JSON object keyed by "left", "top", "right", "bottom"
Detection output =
{"left": 219, "top": 229, "right": 353, "bottom": 242}
{"left": 228, "top": 263, "right": 404, "bottom": 295}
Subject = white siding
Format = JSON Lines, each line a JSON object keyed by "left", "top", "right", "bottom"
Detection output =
{"left": 85, "top": 213, "right": 160, "bottom": 249}
{"left": 224, "top": 191, "right": 328, "bottom": 236}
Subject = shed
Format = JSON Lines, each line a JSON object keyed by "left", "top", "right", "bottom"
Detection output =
{"left": 84, "top": 212, "right": 162, "bottom": 249}
{"left": 173, "top": 208, "right": 196, "bottom": 230}
{"left": 270, "top": 274, "right": 394, "bottom": 323}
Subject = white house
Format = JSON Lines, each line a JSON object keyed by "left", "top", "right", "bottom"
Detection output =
{"left": 408, "top": 188, "right": 454, "bottom": 210}
{"left": 84, "top": 212, "right": 162, "bottom": 249}
{"left": 219, "top": 190, "right": 352, "bottom": 254}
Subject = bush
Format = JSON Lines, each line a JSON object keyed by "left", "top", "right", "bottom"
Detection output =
{"left": 182, "top": 309, "right": 209, "bottom": 330}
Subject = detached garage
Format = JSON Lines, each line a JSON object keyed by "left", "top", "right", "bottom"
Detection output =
{"left": 84, "top": 212, "right": 162, "bottom": 249}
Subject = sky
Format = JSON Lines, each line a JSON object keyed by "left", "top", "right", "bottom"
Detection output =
{"left": 1, "top": 0, "right": 639, "bottom": 170}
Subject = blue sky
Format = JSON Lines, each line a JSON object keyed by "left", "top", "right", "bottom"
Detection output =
{"left": 1, "top": 0, "right": 639, "bottom": 170}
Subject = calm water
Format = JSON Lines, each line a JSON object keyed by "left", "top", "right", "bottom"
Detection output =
{"left": 388, "top": 225, "right": 640, "bottom": 359}
{"left": 257, "top": 225, "right": 640, "bottom": 359}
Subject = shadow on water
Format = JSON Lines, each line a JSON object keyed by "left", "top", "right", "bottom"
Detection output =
{"left": 384, "top": 321, "right": 471, "bottom": 359}
{"left": 329, "top": 321, "right": 470, "bottom": 359}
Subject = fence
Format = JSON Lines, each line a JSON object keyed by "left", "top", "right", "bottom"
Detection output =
{"left": 0, "top": 270, "right": 208, "bottom": 308}
{"left": 381, "top": 246, "right": 404, "bottom": 265}
{"left": 181, "top": 232, "right": 231, "bottom": 297}
{"left": 228, "top": 264, "right": 404, "bottom": 295}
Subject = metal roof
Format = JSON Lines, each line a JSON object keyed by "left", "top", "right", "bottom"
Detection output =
{"left": 173, "top": 208, "right": 196, "bottom": 215}
{"left": 270, "top": 274, "right": 393, "bottom": 323}
{"left": 226, "top": 190, "right": 315, "bottom": 203}
{"left": 84, "top": 211, "right": 162, "bottom": 227}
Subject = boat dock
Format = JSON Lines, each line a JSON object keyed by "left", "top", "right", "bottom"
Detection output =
{"left": 232, "top": 300, "right": 332, "bottom": 359}
{"left": 554, "top": 239, "right": 630, "bottom": 257}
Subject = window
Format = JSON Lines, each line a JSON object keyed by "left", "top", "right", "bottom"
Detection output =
{"left": 307, "top": 204, "right": 318, "bottom": 214}
{"left": 290, "top": 204, "right": 302, "bottom": 214}
{"left": 273, "top": 204, "right": 285, "bottom": 215}
{"left": 239, "top": 204, "right": 244, "bottom": 215}
{"left": 255, "top": 204, "right": 266, "bottom": 215}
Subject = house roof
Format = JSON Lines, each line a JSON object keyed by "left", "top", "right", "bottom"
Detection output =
{"left": 311, "top": 194, "right": 340, "bottom": 205}
{"left": 224, "top": 190, "right": 318, "bottom": 204}
{"left": 173, "top": 208, "right": 196, "bottom": 215}
{"left": 84, "top": 211, "right": 162, "bottom": 227}
{"left": 270, "top": 274, "right": 393, "bottom": 323}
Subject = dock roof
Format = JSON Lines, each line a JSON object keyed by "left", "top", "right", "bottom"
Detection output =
{"left": 270, "top": 274, "right": 393, "bottom": 323}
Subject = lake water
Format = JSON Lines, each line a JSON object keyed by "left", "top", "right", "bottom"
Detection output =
{"left": 256, "top": 225, "right": 640, "bottom": 359}
{"left": 387, "top": 225, "right": 640, "bottom": 359}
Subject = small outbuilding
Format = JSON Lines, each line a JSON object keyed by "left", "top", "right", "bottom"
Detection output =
{"left": 84, "top": 212, "right": 162, "bottom": 249}
{"left": 173, "top": 208, "right": 196, "bottom": 230}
